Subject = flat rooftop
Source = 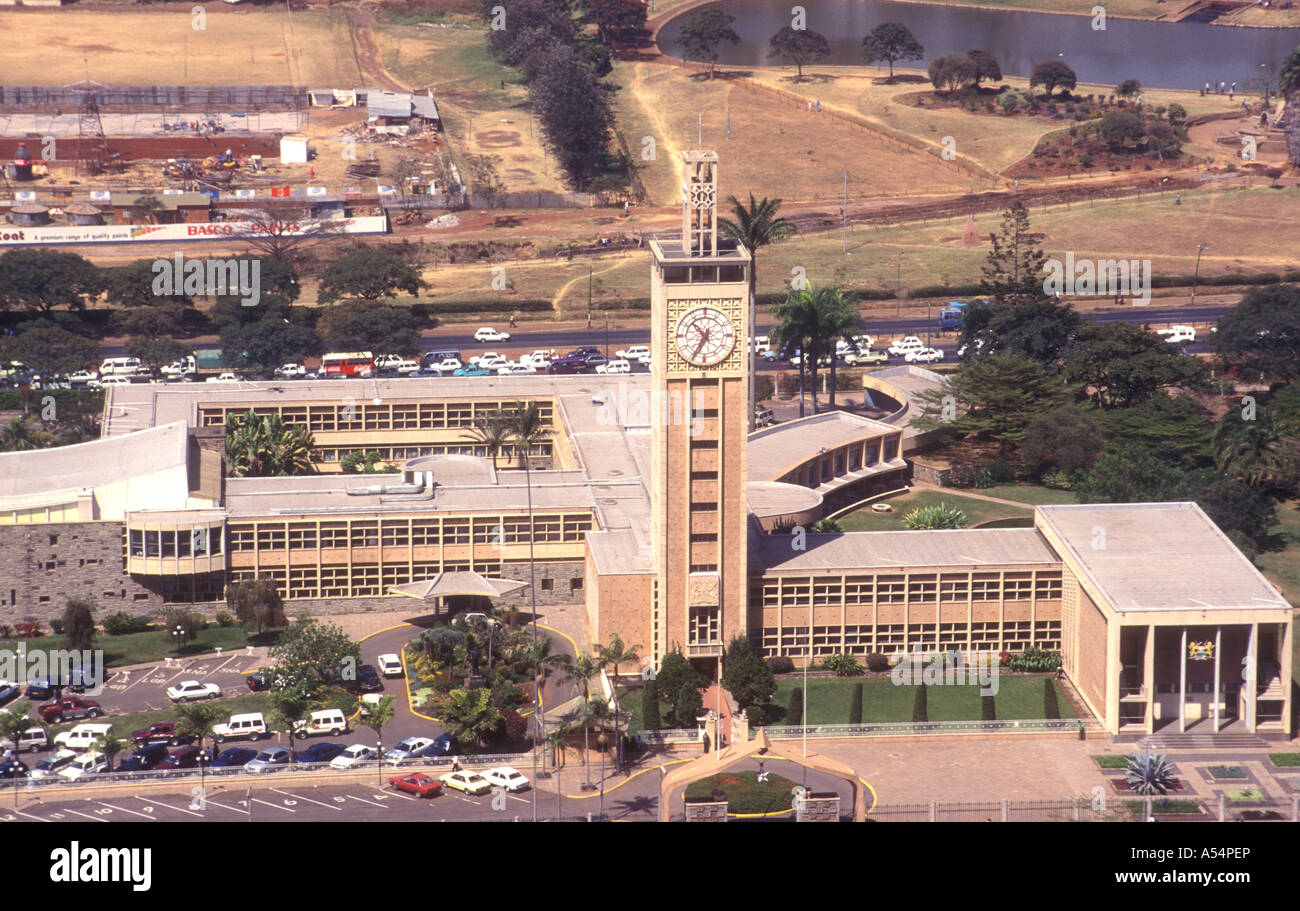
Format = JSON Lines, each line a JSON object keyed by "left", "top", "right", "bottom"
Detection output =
{"left": 752, "top": 527, "right": 1060, "bottom": 573}
{"left": 748, "top": 411, "right": 899, "bottom": 482}
{"left": 1036, "top": 502, "right": 1291, "bottom": 613}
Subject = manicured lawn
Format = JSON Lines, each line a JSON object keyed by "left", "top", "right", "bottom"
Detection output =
{"left": 1269, "top": 753, "right": 1300, "bottom": 767}
{"left": 1225, "top": 787, "right": 1265, "bottom": 802}
{"left": 1125, "top": 799, "right": 1201, "bottom": 815}
{"left": 976, "top": 485, "right": 1079, "bottom": 506}
{"left": 835, "top": 489, "right": 1031, "bottom": 532}
{"left": 1094, "top": 755, "right": 1130, "bottom": 769}
{"left": 47, "top": 693, "right": 275, "bottom": 742}
{"left": 0, "top": 626, "right": 276, "bottom": 669}
{"left": 617, "top": 686, "right": 685, "bottom": 734}
{"left": 1255, "top": 499, "right": 1300, "bottom": 604}
{"left": 768, "top": 674, "right": 1074, "bottom": 724}
{"left": 685, "top": 771, "right": 799, "bottom": 815}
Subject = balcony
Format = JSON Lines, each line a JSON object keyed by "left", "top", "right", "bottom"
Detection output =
{"left": 685, "top": 643, "right": 723, "bottom": 659}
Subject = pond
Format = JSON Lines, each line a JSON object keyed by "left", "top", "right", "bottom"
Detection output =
{"left": 657, "top": 0, "right": 1300, "bottom": 91}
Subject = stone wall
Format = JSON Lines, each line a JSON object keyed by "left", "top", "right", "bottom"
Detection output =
{"left": 796, "top": 793, "right": 841, "bottom": 822}
{"left": 500, "top": 560, "right": 586, "bottom": 607}
{"left": 683, "top": 798, "right": 728, "bottom": 822}
{"left": 0, "top": 522, "right": 162, "bottom": 624}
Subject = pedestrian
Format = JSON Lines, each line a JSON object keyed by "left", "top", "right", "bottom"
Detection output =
{"left": 815, "top": 99, "right": 821, "bottom": 112}
{"left": 623, "top": 200, "right": 629, "bottom": 216}
{"left": 1174, "top": 193, "right": 1181, "bottom": 205}
{"left": 807, "top": 100, "right": 812, "bottom": 112}
{"left": 1204, "top": 82, "right": 1211, "bottom": 95}
{"left": 1231, "top": 81, "right": 1237, "bottom": 93}
{"left": 508, "top": 312, "right": 518, "bottom": 328}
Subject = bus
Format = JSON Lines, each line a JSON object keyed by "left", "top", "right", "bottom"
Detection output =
{"left": 320, "top": 352, "right": 375, "bottom": 378}
{"left": 938, "top": 301, "right": 967, "bottom": 330}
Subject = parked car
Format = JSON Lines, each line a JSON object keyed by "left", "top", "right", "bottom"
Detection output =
{"left": 425, "top": 733, "right": 455, "bottom": 757}
{"left": 548, "top": 356, "right": 591, "bottom": 375}
{"left": 59, "top": 751, "right": 110, "bottom": 781}
{"left": 213, "top": 712, "right": 268, "bottom": 743}
{"left": 423, "top": 358, "right": 462, "bottom": 375}
{"left": 292, "top": 709, "right": 349, "bottom": 739}
{"left": 296, "top": 742, "right": 348, "bottom": 764}
{"left": 52, "top": 723, "right": 113, "bottom": 751}
{"left": 904, "top": 347, "right": 944, "bottom": 364}
{"left": 244, "top": 747, "right": 292, "bottom": 773}
{"left": 330, "top": 744, "right": 378, "bottom": 769}
{"left": 39, "top": 697, "right": 102, "bottom": 724}
{"left": 0, "top": 759, "right": 29, "bottom": 779}
{"left": 615, "top": 345, "right": 651, "bottom": 361}
{"left": 167, "top": 680, "right": 222, "bottom": 703}
{"left": 274, "top": 363, "right": 307, "bottom": 378}
{"left": 246, "top": 672, "right": 270, "bottom": 692}
{"left": 117, "top": 743, "right": 170, "bottom": 773}
{"left": 474, "top": 327, "right": 511, "bottom": 343}
{"left": 29, "top": 749, "right": 79, "bottom": 779}
{"left": 0, "top": 682, "right": 18, "bottom": 707}
{"left": 567, "top": 346, "right": 600, "bottom": 359}
{"left": 498, "top": 363, "right": 535, "bottom": 376}
{"left": 155, "top": 745, "right": 204, "bottom": 772}
{"left": 754, "top": 407, "right": 776, "bottom": 428}
{"left": 843, "top": 348, "right": 887, "bottom": 366}
{"left": 67, "top": 370, "right": 98, "bottom": 385}
{"left": 389, "top": 772, "right": 442, "bottom": 798}
{"left": 206, "top": 372, "right": 238, "bottom": 383}
{"left": 439, "top": 770, "right": 492, "bottom": 795}
{"left": 595, "top": 358, "right": 630, "bottom": 374}
{"left": 482, "top": 766, "right": 530, "bottom": 792}
{"left": 384, "top": 736, "right": 435, "bottom": 764}
{"left": 583, "top": 354, "right": 608, "bottom": 369}
{"left": 377, "top": 654, "right": 404, "bottom": 677}
{"left": 208, "top": 747, "right": 259, "bottom": 769}
{"left": 25, "top": 678, "right": 56, "bottom": 701}
{"left": 453, "top": 365, "right": 493, "bottom": 377}
{"left": 1, "top": 724, "right": 50, "bottom": 754}
{"left": 887, "top": 336, "right": 926, "bottom": 357}
{"left": 469, "top": 352, "right": 507, "bottom": 368}
{"left": 131, "top": 722, "right": 195, "bottom": 747}
{"left": 355, "top": 665, "right": 383, "bottom": 693}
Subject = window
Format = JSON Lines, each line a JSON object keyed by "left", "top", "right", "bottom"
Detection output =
{"left": 381, "top": 522, "right": 410, "bottom": 548}
{"left": 688, "top": 606, "right": 720, "bottom": 645}
{"left": 689, "top": 564, "right": 718, "bottom": 573}
{"left": 129, "top": 529, "right": 144, "bottom": 557}
{"left": 319, "top": 523, "right": 348, "bottom": 549}
{"left": 289, "top": 524, "right": 318, "bottom": 550}
{"left": 691, "top": 501, "right": 718, "bottom": 512}
{"left": 48, "top": 535, "right": 58, "bottom": 546}
{"left": 350, "top": 522, "right": 379, "bottom": 548}
{"left": 882, "top": 436, "right": 899, "bottom": 461}
{"left": 541, "top": 578, "right": 553, "bottom": 592}
{"left": 569, "top": 577, "right": 583, "bottom": 592}
{"left": 689, "top": 533, "right": 718, "bottom": 544}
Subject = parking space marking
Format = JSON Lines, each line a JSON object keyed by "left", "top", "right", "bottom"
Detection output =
{"left": 369, "top": 785, "right": 417, "bottom": 801}
{"left": 8, "top": 809, "right": 48, "bottom": 822}
{"left": 344, "top": 793, "right": 387, "bottom": 808}
{"left": 271, "top": 789, "right": 340, "bottom": 810}
{"left": 94, "top": 801, "right": 156, "bottom": 820}
{"left": 133, "top": 795, "right": 204, "bottom": 817}
{"left": 506, "top": 793, "right": 530, "bottom": 805}
{"left": 200, "top": 797, "right": 247, "bottom": 815}
{"left": 251, "top": 797, "right": 295, "bottom": 812}
{"left": 61, "top": 808, "right": 107, "bottom": 822}
{"left": 118, "top": 667, "right": 160, "bottom": 693}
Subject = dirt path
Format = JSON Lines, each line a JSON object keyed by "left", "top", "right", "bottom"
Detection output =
{"left": 343, "top": 7, "right": 411, "bottom": 93}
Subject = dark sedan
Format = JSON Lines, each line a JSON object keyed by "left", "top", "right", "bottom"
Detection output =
{"left": 155, "top": 745, "right": 204, "bottom": 772}
{"left": 356, "top": 665, "right": 383, "bottom": 693}
{"left": 117, "top": 743, "right": 169, "bottom": 773}
{"left": 295, "top": 742, "right": 347, "bottom": 764}
{"left": 209, "top": 747, "right": 258, "bottom": 770}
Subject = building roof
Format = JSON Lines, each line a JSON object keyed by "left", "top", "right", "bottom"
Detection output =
{"left": 746, "top": 481, "right": 822, "bottom": 520}
{"left": 1035, "top": 502, "right": 1290, "bottom": 613}
{"left": 389, "top": 572, "right": 528, "bottom": 600}
{"left": 747, "top": 411, "right": 899, "bottom": 482}
{"left": 752, "top": 527, "right": 1060, "bottom": 573}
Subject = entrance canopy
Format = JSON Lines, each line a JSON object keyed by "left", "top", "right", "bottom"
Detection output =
{"left": 388, "top": 572, "right": 529, "bottom": 600}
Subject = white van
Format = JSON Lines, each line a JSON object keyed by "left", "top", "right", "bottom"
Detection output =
{"left": 291, "top": 709, "right": 348, "bottom": 739}
{"left": 213, "top": 712, "right": 268, "bottom": 743}
{"left": 1156, "top": 325, "right": 1196, "bottom": 344}
{"left": 59, "top": 751, "right": 109, "bottom": 781}
{"left": 99, "top": 357, "right": 141, "bottom": 377}
{"left": 53, "top": 722, "right": 113, "bottom": 752}
{"left": 887, "top": 336, "right": 926, "bottom": 357}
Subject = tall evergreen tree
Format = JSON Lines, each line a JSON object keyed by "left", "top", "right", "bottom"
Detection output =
{"left": 642, "top": 679, "right": 662, "bottom": 731}
{"left": 979, "top": 200, "right": 1048, "bottom": 306}
{"left": 849, "top": 682, "right": 864, "bottom": 724}
{"left": 788, "top": 686, "right": 804, "bottom": 727}
{"left": 912, "top": 683, "right": 929, "bottom": 723}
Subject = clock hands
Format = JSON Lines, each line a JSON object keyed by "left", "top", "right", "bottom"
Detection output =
{"left": 691, "top": 326, "right": 711, "bottom": 361}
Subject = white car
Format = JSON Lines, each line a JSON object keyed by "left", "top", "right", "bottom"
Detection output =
{"left": 206, "top": 372, "right": 238, "bottom": 383}
{"left": 274, "top": 363, "right": 307, "bottom": 378}
{"left": 67, "top": 370, "right": 98, "bottom": 385}
{"left": 638, "top": 352, "right": 652, "bottom": 367}
{"left": 524, "top": 355, "right": 551, "bottom": 371}
{"left": 498, "top": 363, "right": 535, "bottom": 376}
{"left": 439, "top": 770, "right": 492, "bottom": 795}
{"left": 377, "top": 653, "right": 404, "bottom": 677}
{"left": 384, "top": 736, "right": 434, "bottom": 764}
{"left": 905, "top": 347, "right": 945, "bottom": 364}
{"left": 330, "top": 744, "right": 378, "bottom": 769}
{"left": 615, "top": 345, "right": 651, "bottom": 361}
{"left": 160, "top": 356, "right": 196, "bottom": 378}
{"left": 1156, "top": 325, "right": 1196, "bottom": 344}
{"left": 59, "top": 751, "right": 109, "bottom": 781}
{"left": 166, "top": 680, "right": 222, "bottom": 703}
{"left": 482, "top": 766, "right": 530, "bottom": 792}
{"left": 29, "top": 749, "right": 80, "bottom": 780}
{"left": 392, "top": 359, "right": 422, "bottom": 375}
{"left": 426, "top": 358, "right": 462, "bottom": 375}
{"left": 887, "top": 336, "right": 925, "bottom": 357}
{"left": 469, "top": 351, "right": 506, "bottom": 367}
{"left": 596, "top": 358, "right": 631, "bottom": 374}
{"left": 474, "top": 327, "right": 511, "bottom": 343}
{"left": 100, "top": 375, "right": 132, "bottom": 386}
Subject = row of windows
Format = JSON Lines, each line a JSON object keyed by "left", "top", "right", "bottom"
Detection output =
{"left": 758, "top": 621, "right": 1062, "bottom": 657}
{"left": 226, "top": 515, "right": 594, "bottom": 551}
{"left": 755, "top": 573, "right": 1064, "bottom": 607}
{"left": 200, "top": 401, "right": 555, "bottom": 433}
{"left": 128, "top": 527, "right": 223, "bottom": 558}
{"left": 315, "top": 442, "right": 551, "bottom": 464}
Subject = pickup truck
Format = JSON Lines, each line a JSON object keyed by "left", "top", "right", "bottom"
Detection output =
{"left": 160, "top": 356, "right": 196, "bottom": 379}
{"left": 844, "top": 348, "right": 888, "bottom": 366}
{"left": 39, "top": 698, "right": 103, "bottom": 723}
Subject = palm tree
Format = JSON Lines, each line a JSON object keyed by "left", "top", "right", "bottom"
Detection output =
{"left": 175, "top": 702, "right": 224, "bottom": 758}
{"left": 718, "top": 194, "right": 796, "bottom": 430}
{"left": 1213, "top": 406, "right": 1284, "bottom": 486}
{"left": 92, "top": 733, "right": 125, "bottom": 771}
{"left": 437, "top": 688, "right": 502, "bottom": 752}
{"left": 559, "top": 651, "right": 602, "bottom": 784}
{"left": 353, "top": 694, "right": 396, "bottom": 751}
{"left": 595, "top": 633, "right": 642, "bottom": 775}
{"left": 0, "top": 702, "right": 41, "bottom": 751}
{"left": 0, "top": 416, "right": 38, "bottom": 452}
{"left": 813, "top": 287, "right": 866, "bottom": 410}
{"left": 224, "top": 409, "right": 316, "bottom": 477}
{"left": 268, "top": 685, "right": 316, "bottom": 761}
{"left": 461, "top": 410, "right": 512, "bottom": 470}
{"left": 771, "top": 289, "right": 818, "bottom": 417}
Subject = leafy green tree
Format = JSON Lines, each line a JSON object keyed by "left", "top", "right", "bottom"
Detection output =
{"left": 768, "top": 26, "right": 831, "bottom": 80}
{"left": 317, "top": 245, "right": 423, "bottom": 303}
{"left": 268, "top": 683, "right": 318, "bottom": 760}
{"left": 654, "top": 648, "right": 703, "bottom": 711}
{"left": 0, "top": 416, "right": 40, "bottom": 452}
{"left": 718, "top": 193, "right": 795, "bottom": 428}
{"left": 849, "top": 682, "right": 864, "bottom": 724}
{"left": 319, "top": 299, "right": 422, "bottom": 355}
{"left": 225, "top": 577, "right": 287, "bottom": 635}
{"left": 92, "top": 733, "right": 125, "bottom": 771}
{"left": 464, "top": 153, "right": 507, "bottom": 209}
{"left": 1214, "top": 284, "right": 1300, "bottom": 382}
{"left": 1194, "top": 475, "right": 1277, "bottom": 558}
{"left": 437, "top": 688, "right": 503, "bottom": 751}
{"left": 960, "top": 297, "right": 1082, "bottom": 369}
{"left": 915, "top": 354, "right": 1068, "bottom": 455}
{"left": 787, "top": 686, "right": 803, "bottom": 727}
{"left": 269, "top": 618, "right": 363, "bottom": 689}
{"left": 0, "top": 327, "right": 99, "bottom": 384}
{"left": 175, "top": 702, "right": 223, "bottom": 756}
{"left": 104, "top": 259, "right": 192, "bottom": 309}
{"left": 1077, "top": 445, "right": 1195, "bottom": 503}
{"left": 487, "top": 0, "right": 574, "bottom": 61}
{"left": 967, "top": 49, "right": 1002, "bottom": 86}
{"left": 1098, "top": 396, "right": 1215, "bottom": 463}
{"left": 912, "top": 682, "right": 928, "bottom": 723}
{"left": 61, "top": 598, "right": 95, "bottom": 652}
{"left": 1065, "top": 322, "right": 1205, "bottom": 408}
{"left": 1099, "top": 111, "right": 1145, "bottom": 151}
{"left": 1030, "top": 60, "right": 1077, "bottom": 98}
{"left": 721, "top": 635, "right": 775, "bottom": 709}
{"left": 0, "top": 703, "right": 43, "bottom": 751}
{"left": 862, "top": 22, "right": 924, "bottom": 80}
{"left": 218, "top": 304, "right": 322, "bottom": 373}
{"left": 352, "top": 693, "right": 396, "bottom": 750}
{"left": 675, "top": 8, "right": 741, "bottom": 79}
{"left": 1116, "top": 78, "right": 1142, "bottom": 99}
{"left": 224, "top": 409, "right": 316, "bottom": 477}
{"left": 340, "top": 449, "right": 395, "bottom": 474}
{"left": 1282, "top": 45, "right": 1300, "bottom": 94}
{"left": 589, "top": 0, "right": 647, "bottom": 45}
{"left": 903, "top": 503, "right": 969, "bottom": 529}
{"left": 1213, "top": 404, "right": 1285, "bottom": 486}
{"left": 0, "top": 249, "right": 104, "bottom": 313}
{"left": 1022, "top": 406, "right": 1103, "bottom": 474}
{"left": 642, "top": 679, "right": 662, "bottom": 730}
{"left": 162, "top": 607, "right": 205, "bottom": 649}
{"left": 928, "top": 53, "right": 977, "bottom": 93}
{"left": 528, "top": 45, "right": 614, "bottom": 186}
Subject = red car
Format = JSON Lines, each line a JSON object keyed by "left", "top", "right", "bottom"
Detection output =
{"left": 156, "top": 745, "right": 204, "bottom": 771}
{"left": 131, "top": 722, "right": 195, "bottom": 747}
{"left": 389, "top": 773, "right": 442, "bottom": 798}
{"left": 39, "top": 697, "right": 103, "bottom": 723}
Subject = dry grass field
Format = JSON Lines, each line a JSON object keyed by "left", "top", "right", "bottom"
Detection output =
{"left": 0, "top": 7, "right": 360, "bottom": 87}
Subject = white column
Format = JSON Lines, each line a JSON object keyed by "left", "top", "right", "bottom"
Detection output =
{"left": 1179, "top": 627, "right": 1187, "bottom": 734}
{"left": 1246, "top": 623, "right": 1258, "bottom": 733}
{"left": 1213, "top": 625, "right": 1222, "bottom": 733}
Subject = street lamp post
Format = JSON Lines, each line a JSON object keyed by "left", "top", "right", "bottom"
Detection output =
{"left": 172, "top": 625, "right": 185, "bottom": 658}
{"left": 587, "top": 266, "right": 593, "bottom": 331}
{"left": 1189, "top": 242, "right": 1209, "bottom": 307}
{"left": 376, "top": 740, "right": 383, "bottom": 788}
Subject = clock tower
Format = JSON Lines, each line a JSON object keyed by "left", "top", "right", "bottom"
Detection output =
{"left": 649, "top": 150, "right": 752, "bottom": 674}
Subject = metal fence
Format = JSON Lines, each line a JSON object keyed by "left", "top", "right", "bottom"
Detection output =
{"left": 757, "top": 719, "right": 1100, "bottom": 740}
{"left": 641, "top": 729, "right": 703, "bottom": 744}
{"left": 0, "top": 85, "right": 308, "bottom": 110}
{"left": 868, "top": 796, "right": 1300, "bottom": 822}
{"left": 2, "top": 751, "right": 535, "bottom": 794}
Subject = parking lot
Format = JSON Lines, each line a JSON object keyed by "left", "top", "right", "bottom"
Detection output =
{"left": 92, "top": 650, "right": 265, "bottom": 715}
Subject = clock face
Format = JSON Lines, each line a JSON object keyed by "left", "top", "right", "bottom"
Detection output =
{"left": 674, "top": 307, "right": 736, "bottom": 367}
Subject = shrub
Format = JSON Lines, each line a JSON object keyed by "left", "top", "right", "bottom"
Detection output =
{"left": 499, "top": 707, "right": 529, "bottom": 743}
{"left": 945, "top": 464, "right": 977, "bottom": 488}
{"left": 1043, "top": 677, "right": 1061, "bottom": 718}
{"left": 754, "top": 374, "right": 775, "bottom": 402}
{"left": 981, "top": 694, "right": 996, "bottom": 721}
{"left": 822, "top": 653, "right": 863, "bottom": 677}
{"left": 103, "top": 611, "right": 135, "bottom": 636}
{"left": 1041, "top": 469, "right": 1076, "bottom": 490}
{"left": 912, "top": 683, "right": 929, "bottom": 723}
{"left": 788, "top": 687, "right": 804, "bottom": 727}
{"left": 744, "top": 704, "right": 766, "bottom": 727}
{"left": 849, "top": 682, "right": 864, "bottom": 724}
{"left": 215, "top": 611, "right": 236, "bottom": 628}
{"left": 1007, "top": 648, "right": 1063, "bottom": 673}
{"left": 903, "top": 503, "right": 969, "bottom": 529}
{"left": 49, "top": 618, "right": 65, "bottom": 635}
{"left": 642, "top": 679, "right": 662, "bottom": 731}
{"left": 865, "top": 652, "right": 892, "bottom": 673}
{"left": 676, "top": 683, "right": 703, "bottom": 727}
{"left": 984, "top": 459, "right": 1012, "bottom": 483}
{"left": 767, "top": 655, "right": 795, "bottom": 674}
